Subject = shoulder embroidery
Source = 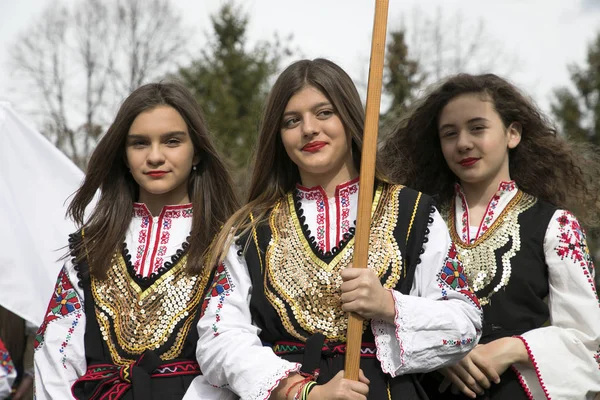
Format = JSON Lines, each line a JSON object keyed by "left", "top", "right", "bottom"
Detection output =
{"left": 34, "top": 267, "right": 83, "bottom": 351}
{"left": 200, "top": 263, "right": 235, "bottom": 337}
{"left": 554, "top": 211, "right": 599, "bottom": 306}
{"left": 438, "top": 242, "right": 481, "bottom": 309}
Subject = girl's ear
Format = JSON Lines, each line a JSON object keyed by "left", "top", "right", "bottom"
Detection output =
{"left": 507, "top": 122, "right": 522, "bottom": 149}
{"left": 193, "top": 153, "right": 201, "bottom": 166}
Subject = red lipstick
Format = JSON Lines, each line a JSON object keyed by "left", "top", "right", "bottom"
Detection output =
{"left": 459, "top": 158, "right": 480, "bottom": 167}
{"left": 302, "top": 141, "right": 326, "bottom": 152}
{"left": 146, "top": 170, "right": 168, "bottom": 178}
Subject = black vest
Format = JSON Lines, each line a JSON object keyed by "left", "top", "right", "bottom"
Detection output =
{"left": 423, "top": 195, "right": 557, "bottom": 400}
{"left": 240, "top": 184, "right": 435, "bottom": 400}
{"left": 68, "top": 233, "right": 206, "bottom": 400}
{"left": 454, "top": 195, "right": 556, "bottom": 344}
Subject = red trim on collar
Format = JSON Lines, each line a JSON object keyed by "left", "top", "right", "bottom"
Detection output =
{"left": 133, "top": 203, "right": 193, "bottom": 218}
{"left": 453, "top": 180, "right": 517, "bottom": 195}
{"left": 296, "top": 177, "right": 359, "bottom": 197}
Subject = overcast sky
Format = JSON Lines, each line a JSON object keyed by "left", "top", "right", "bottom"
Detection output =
{"left": 1, "top": 0, "right": 599, "bottom": 117}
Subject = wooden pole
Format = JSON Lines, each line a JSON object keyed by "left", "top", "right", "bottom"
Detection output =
{"left": 344, "top": 0, "right": 390, "bottom": 381}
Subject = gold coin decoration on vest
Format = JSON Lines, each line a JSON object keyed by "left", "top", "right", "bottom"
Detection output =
{"left": 265, "top": 184, "right": 404, "bottom": 342}
{"left": 448, "top": 191, "right": 537, "bottom": 306}
{"left": 91, "top": 254, "right": 209, "bottom": 365}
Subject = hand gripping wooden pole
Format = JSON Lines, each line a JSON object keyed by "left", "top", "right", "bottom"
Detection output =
{"left": 344, "top": 0, "right": 390, "bottom": 381}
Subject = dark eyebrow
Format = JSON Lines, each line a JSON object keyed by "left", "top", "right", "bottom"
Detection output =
{"left": 467, "top": 117, "right": 490, "bottom": 124}
{"left": 127, "top": 131, "right": 187, "bottom": 140}
{"left": 282, "top": 102, "right": 333, "bottom": 118}
{"left": 439, "top": 117, "right": 490, "bottom": 131}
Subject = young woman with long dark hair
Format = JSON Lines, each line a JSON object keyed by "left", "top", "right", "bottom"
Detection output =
{"left": 34, "top": 82, "right": 239, "bottom": 400}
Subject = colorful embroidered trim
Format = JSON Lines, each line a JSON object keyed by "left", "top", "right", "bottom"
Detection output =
{"left": 73, "top": 359, "right": 200, "bottom": 399}
{"left": 201, "top": 262, "right": 235, "bottom": 336}
{"left": 512, "top": 365, "right": 535, "bottom": 400}
{"left": 515, "top": 335, "right": 550, "bottom": 399}
{"left": 60, "top": 311, "right": 83, "bottom": 369}
{"left": 272, "top": 341, "right": 377, "bottom": 358}
{"left": 441, "top": 337, "right": 474, "bottom": 347}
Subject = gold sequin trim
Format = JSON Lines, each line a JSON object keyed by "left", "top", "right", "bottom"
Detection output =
{"left": 250, "top": 213, "right": 263, "bottom": 274}
{"left": 265, "top": 184, "right": 404, "bottom": 341}
{"left": 91, "top": 253, "right": 210, "bottom": 365}
{"left": 449, "top": 191, "right": 537, "bottom": 306}
{"left": 404, "top": 192, "right": 422, "bottom": 278}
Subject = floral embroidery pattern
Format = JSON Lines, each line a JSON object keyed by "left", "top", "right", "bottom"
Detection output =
{"left": 132, "top": 204, "right": 192, "bottom": 276}
{"left": 438, "top": 243, "right": 481, "bottom": 308}
{"left": 60, "top": 312, "right": 82, "bottom": 368}
{"left": 134, "top": 215, "right": 150, "bottom": 271}
{"left": 337, "top": 180, "right": 358, "bottom": 243}
{"left": 439, "top": 243, "right": 469, "bottom": 290}
{"left": 594, "top": 345, "right": 600, "bottom": 370}
{"left": 200, "top": 263, "right": 235, "bottom": 336}
{"left": 554, "top": 211, "right": 599, "bottom": 305}
{"left": 0, "top": 339, "right": 14, "bottom": 375}
{"left": 35, "top": 267, "right": 82, "bottom": 350}
{"left": 439, "top": 282, "right": 448, "bottom": 300}
{"left": 296, "top": 180, "right": 359, "bottom": 253}
{"left": 296, "top": 188, "right": 327, "bottom": 252}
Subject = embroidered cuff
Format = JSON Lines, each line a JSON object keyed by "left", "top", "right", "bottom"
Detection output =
{"left": 371, "top": 289, "right": 406, "bottom": 376}
{"left": 248, "top": 362, "right": 301, "bottom": 400}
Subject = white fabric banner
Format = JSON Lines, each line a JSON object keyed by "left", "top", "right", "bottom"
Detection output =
{"left": 0, "top": 102, "right": 85, "bottom": 327}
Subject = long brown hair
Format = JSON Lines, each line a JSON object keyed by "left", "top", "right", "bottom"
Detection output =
{"left": 209, "top": 58, "right": 387, "bottom": 266}
{"left": 67, "top": 82, "right": 239, "bottom": 277}
{"left": 380, "top": 73, "right": 600, "bottom": 227}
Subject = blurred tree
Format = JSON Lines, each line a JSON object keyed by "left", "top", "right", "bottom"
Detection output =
{"left": 176, "top": 1, "right": 292, "bottom": 193}
{"left": 552, "top": 33, "right": 600, "bottom": 145}
{"left": 382, "top": 7, "right": 518, "bottom": 125}
{"left": 406, "top": 7, "right": 519, "bottom": 85}
{"left": 381, "top": 28, "right": 424, "bottom": 123}
{"left": 10, "top": 0, "right": 189, "bottom": 169}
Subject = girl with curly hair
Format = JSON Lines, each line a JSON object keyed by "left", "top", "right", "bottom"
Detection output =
{"left": 381, "top": 73, "right": 600, "bottom": 399}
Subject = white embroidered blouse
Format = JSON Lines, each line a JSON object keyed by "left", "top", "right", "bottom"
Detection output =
{"left": 197, "top": 180, "right": 484, "bottom": 400}
{"left": 126, "top": 203, "right": 193, "bottom": 277}
{"left": 451, "top": 181, "right": 600, "bottom": 399}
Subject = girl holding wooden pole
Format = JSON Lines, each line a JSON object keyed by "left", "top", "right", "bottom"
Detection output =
{"left": 196, "top": 58, "right": 483, "bottom": 400}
